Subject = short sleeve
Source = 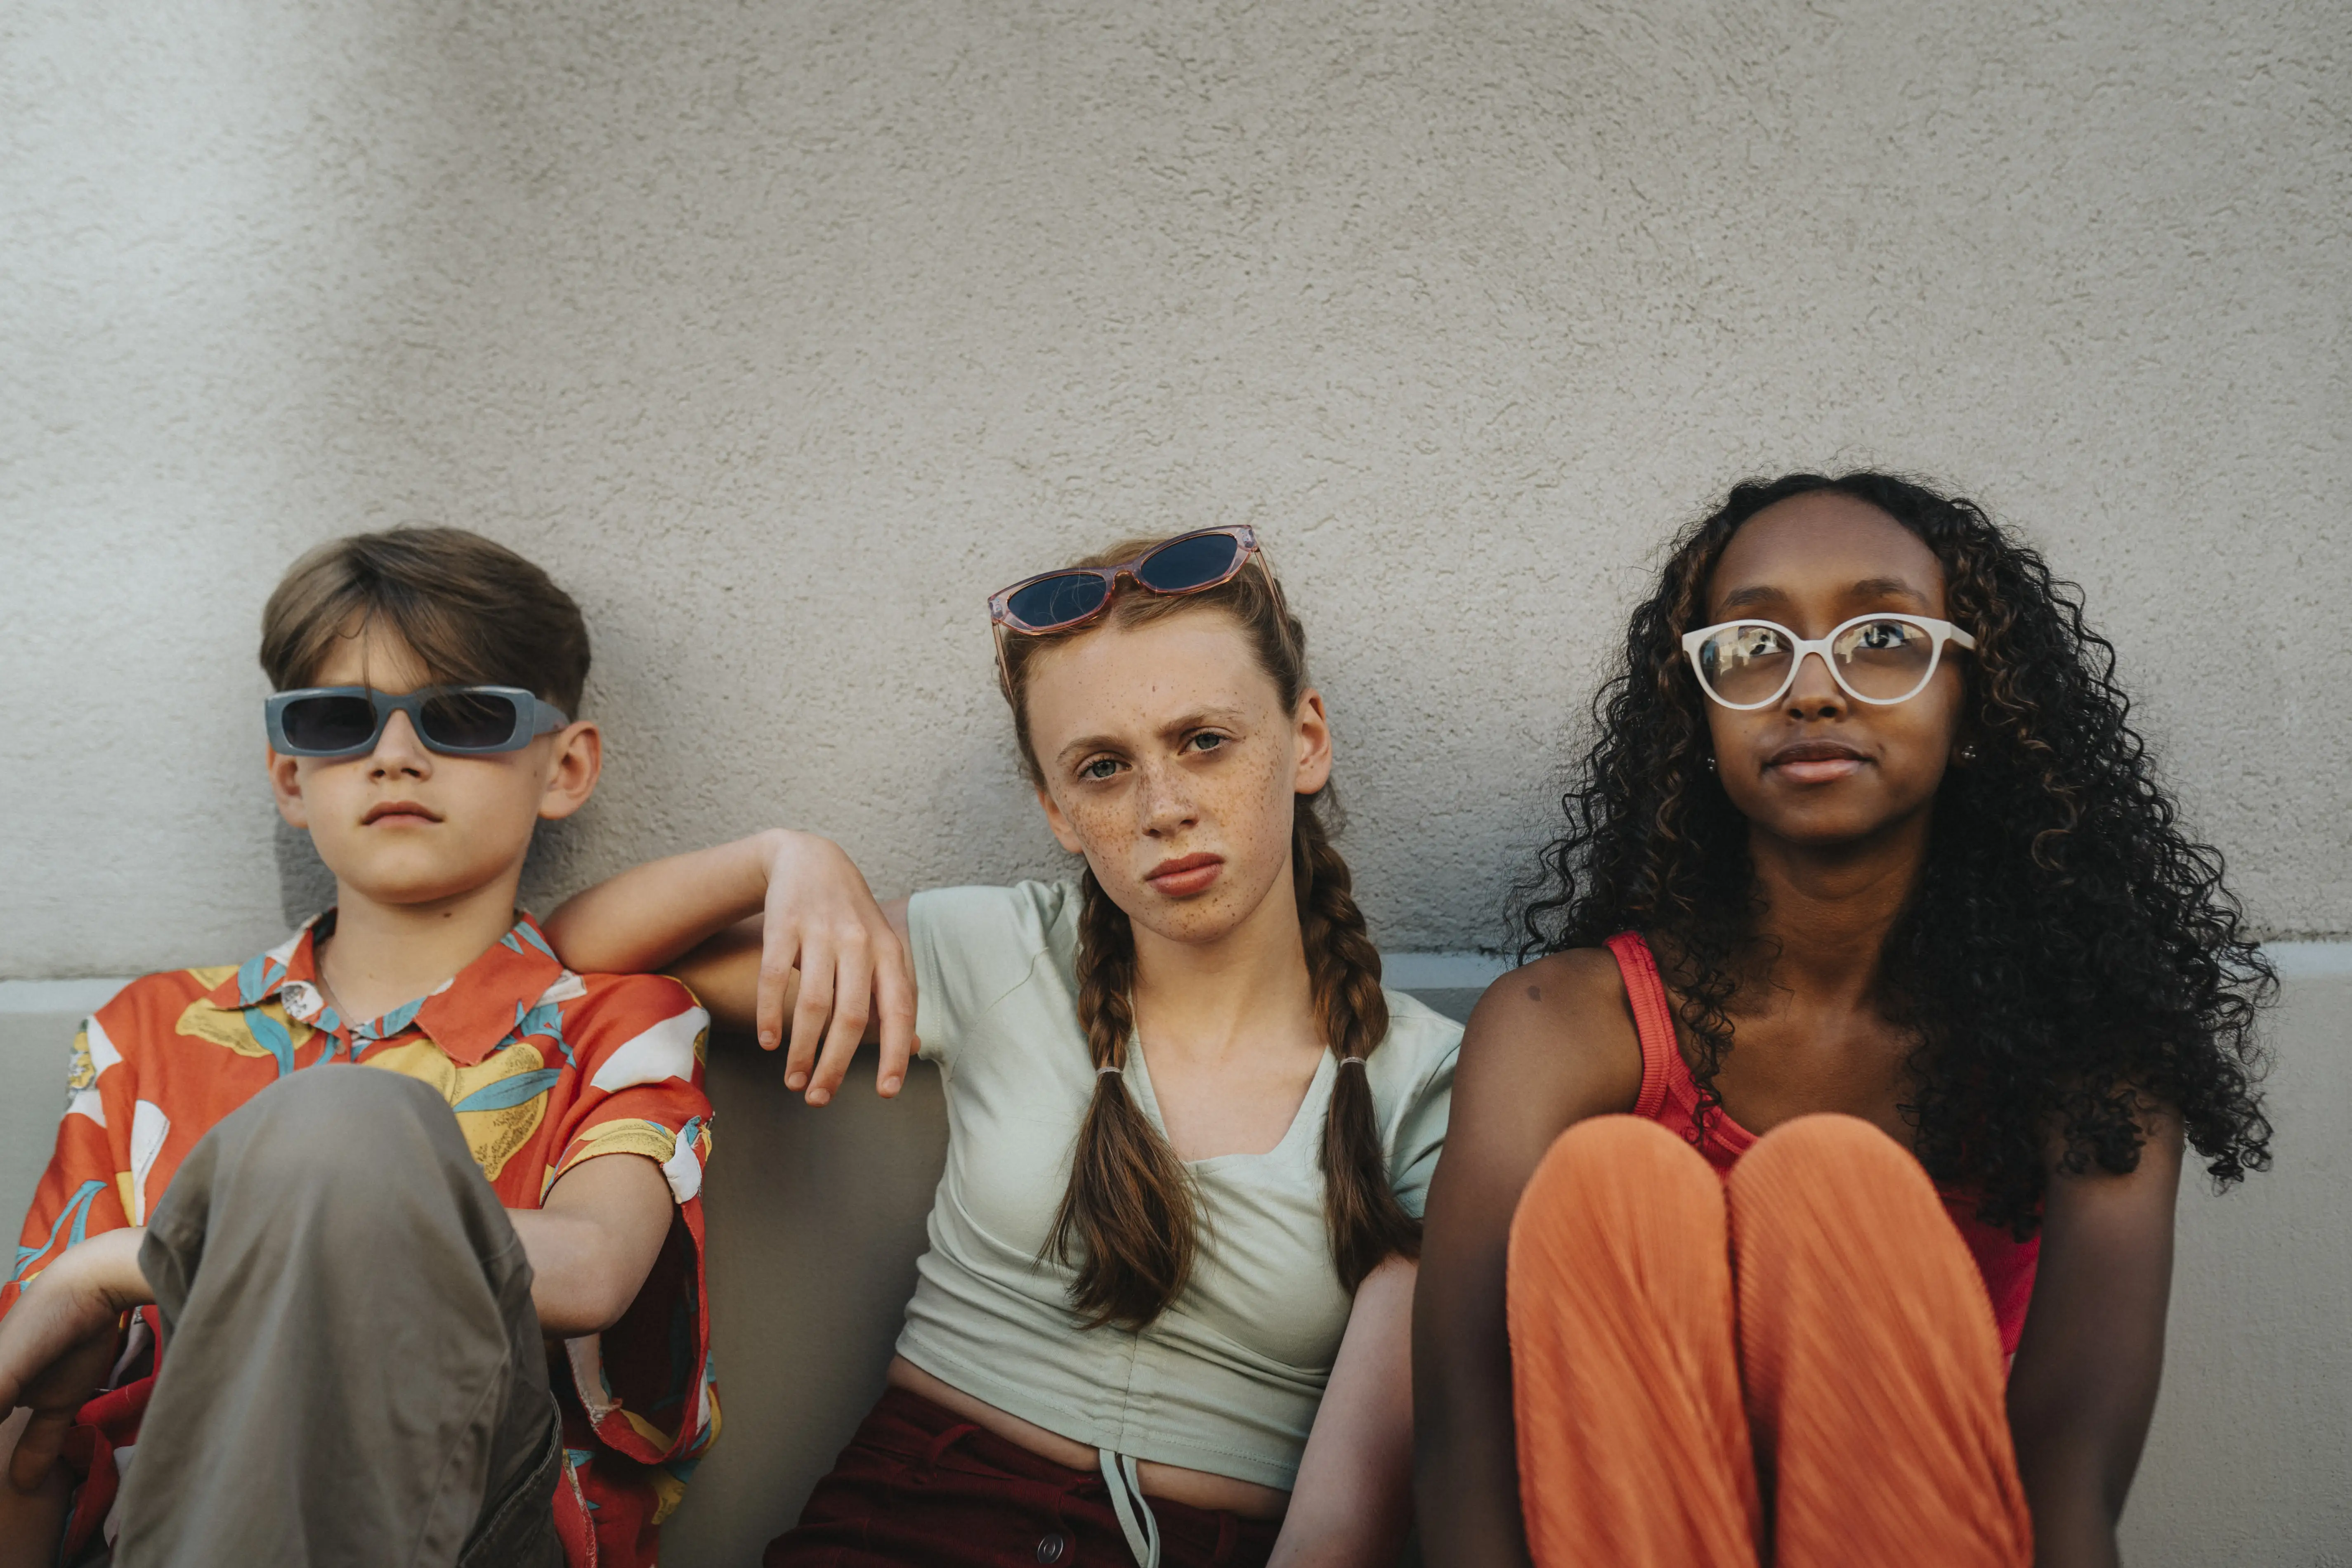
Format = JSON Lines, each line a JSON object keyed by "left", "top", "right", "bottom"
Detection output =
{"left": 547, "top": 975, "right": 715, "bottom": 1202}
{"left": 544, "top": 973, "right": 718, "bottom": 1471}
{"left": 1381, "top": 1004, "right": 1460, "bottom": 1221}
{"left": 908, "top": 881, "right": 1079, "bottom": 1068}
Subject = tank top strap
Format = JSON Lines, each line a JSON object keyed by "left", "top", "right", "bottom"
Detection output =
{"left": 1603, "top": 931, "right": 1678, "bottom": 1121}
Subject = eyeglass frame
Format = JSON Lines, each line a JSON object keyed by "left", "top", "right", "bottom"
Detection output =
{"left": 986, "top": 526, "right": 1276, "bottom": 690}
{"left": 264, "top": 685, "right": 571, "bottom": 759}
{"left": 1679, "top": 613, "right": 1978, "bottom": 711}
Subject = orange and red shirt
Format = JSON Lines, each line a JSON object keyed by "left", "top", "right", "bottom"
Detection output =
{"left": 2, "top": 912, "right": 719, "bottom": 1568}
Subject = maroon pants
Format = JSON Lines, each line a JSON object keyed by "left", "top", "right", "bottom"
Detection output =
{"left": 764, "top": 1386, "right": 1280, "bottom": 1568}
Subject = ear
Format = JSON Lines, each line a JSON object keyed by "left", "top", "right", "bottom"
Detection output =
{"left": 1947, "top": 716, "right": 1979, "bottom": 769}
{"left": 536, "top": 720, "right": 603, "bottom": 821}
{"left": 267, "top": 749, "right": 310, "bottom": 829}
{"left": 1292, "top": 687, "right": 1333, "bottom": 796}
{"left": 1035, "top": 782, "right": 1087, "bottom": 856}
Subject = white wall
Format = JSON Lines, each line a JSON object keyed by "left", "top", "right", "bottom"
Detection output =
{"left": 2, "top": 8, "right": 2348, "bottom": 1557}
{"left": 3, "top": 0, "right": 2347, "bottom": 976}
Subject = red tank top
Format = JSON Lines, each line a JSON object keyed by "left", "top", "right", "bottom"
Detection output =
{"left": 1606, "top": 931, "right": 2040, "bottom": 1357}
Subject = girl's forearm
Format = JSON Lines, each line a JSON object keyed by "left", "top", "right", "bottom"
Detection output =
{"left": 1267, "top": 1490, "right": 1412, "bottom": 1568}
{"left": 1272, "top": 1258, "right": 1417, "bottom": 1567}
{"left": 541, "top": 832, "right": 780, "bottom": 974}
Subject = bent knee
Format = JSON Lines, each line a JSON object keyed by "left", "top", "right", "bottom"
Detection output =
{"left": 218, "top": 1066, "right": 464, "bottom": 1185}
{"left": 1513, "top": 1116, "right": 1719, "bottom": 1251}
{"left": 1728, "top": 1113, "right": 1942, "bottom": 1234}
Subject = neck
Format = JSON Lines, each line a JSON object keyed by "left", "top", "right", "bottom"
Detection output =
{"left": 1126, "top": 860, "right": 1322, "bottom": 1065}
{"left": 315, "top": 862, "right": 529, "bottom": 1025}
{"left": 1743, "top": 808, "right": 1933, "bottom": 1008}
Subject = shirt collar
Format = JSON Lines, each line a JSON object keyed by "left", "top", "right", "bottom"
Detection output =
{"left": 202, "top": 912, "right": 567, "bottom": 1068}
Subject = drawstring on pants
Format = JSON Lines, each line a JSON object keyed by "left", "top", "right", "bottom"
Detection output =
{"left": 1098, "top": 1449, "right": 1162, "bottom": 1568}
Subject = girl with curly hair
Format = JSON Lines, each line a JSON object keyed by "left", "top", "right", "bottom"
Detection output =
{"left": 547, "top": 529, "right": 1457, "bottom": 1568}
{"left": 1412, "top": 473, "right": 2271, "bottom": 1568}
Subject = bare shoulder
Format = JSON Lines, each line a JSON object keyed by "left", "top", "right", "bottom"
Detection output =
{"left": 1455, "top": 947, "right": 1644, "bottom": 1126}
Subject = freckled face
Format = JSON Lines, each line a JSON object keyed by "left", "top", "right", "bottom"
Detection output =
{"left": 267, "top": 627, "right": 595, "bottom": 906}
{"left": 1021, "top": 608, "right": 1332, "bottom": 946}
{"left": 1700, "top": 492, "right": 1968, "bottom": 849}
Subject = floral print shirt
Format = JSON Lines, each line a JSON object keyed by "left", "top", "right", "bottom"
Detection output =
{"left": 2, "top": 912, "right": 718, "bottom": 1567}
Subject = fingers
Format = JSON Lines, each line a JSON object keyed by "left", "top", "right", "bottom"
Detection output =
{"left": 753, "top": 937, "right": 802, "bottom": 1054}
{"left": 872, "top": 925, "right": 918, "bottom": 1098}
{"left": 784, "top": 935, "right": 834, "bottom": 1094}
{"left": 9, "top": 1410, "right": 66, "bottom": 1492}
{"left": 755, "top": 834, "right": 916, "bottom": 1105}
{"left": 804, "top": 923, "right": 875, "bottom": 1105}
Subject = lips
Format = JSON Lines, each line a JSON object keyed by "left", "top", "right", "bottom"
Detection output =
{"left": 363, "top": 801, "right": 443, "bottom": 825}
{"left": 1145, "top": 852, "right": 1224, "bottom": 897}
{"left": 1764, "top": 739, "right": 1869, "bottom": 784}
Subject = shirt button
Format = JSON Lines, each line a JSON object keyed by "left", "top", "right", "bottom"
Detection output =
{"left": 1035, "top": 1530, "right": 1070, "bottom": 1564}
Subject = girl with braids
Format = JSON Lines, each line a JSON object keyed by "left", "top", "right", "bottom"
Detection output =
{"left": 545, "top": 527, "right": 1458, "bottom": 1568}
{"left": 1413, "top": 473, "right": 2271, "bottom": 1568}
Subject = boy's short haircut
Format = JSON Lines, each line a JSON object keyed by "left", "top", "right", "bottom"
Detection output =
{"left": 261, "top": 527, "right": 591, "bottom": 713}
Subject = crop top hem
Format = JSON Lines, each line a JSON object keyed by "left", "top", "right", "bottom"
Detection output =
{"left": 892, "top": 1333, "right": 1304, "bottom": 1492}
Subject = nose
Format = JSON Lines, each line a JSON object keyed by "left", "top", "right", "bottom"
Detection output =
{"left": 1134, "top": 759, "right": 1199, "bottom": 838}
{"left": 1782, "top": 649, "right": 1849, "bottom": 721}
{"left": 368, "top": 708, "right": 434, "bottom": 778}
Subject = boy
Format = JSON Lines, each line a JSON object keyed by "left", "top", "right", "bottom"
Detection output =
{"left": 0, "top": 529, "right": 716, "bottom": 1567}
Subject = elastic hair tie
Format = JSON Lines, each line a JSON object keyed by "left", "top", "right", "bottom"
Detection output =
{"left": 1337, "top": 1055, "right": 1367, "bottom": 1070}
{"left": 1098, "top": 1063, "right": 1124, "bottom": 1077}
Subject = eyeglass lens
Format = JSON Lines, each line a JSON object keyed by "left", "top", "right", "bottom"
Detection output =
{"left": 1133, "top": 532, "right": 1241, "bottom": 594}
{"left": 1699, "top": 619, "right": 1939, "bottom": 704}
{"left": 418, "top": 690, "right": 523, "bottom": 749}
{"left": 1006, "top": 572, "right": 1112, "bottom": 630}
{"left": 279, "top": 694, "right": 382, "bottom": 753}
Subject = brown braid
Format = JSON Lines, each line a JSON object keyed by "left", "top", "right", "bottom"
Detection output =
{"left": 1294, "top": 799, "right": 1422, "bottom": 1290}
{"left": 1050, "top": 866, "right": 1200, "bottom": 1325}
{"left": 1007, "top": 533, "right": 1415, "bottom": 1327}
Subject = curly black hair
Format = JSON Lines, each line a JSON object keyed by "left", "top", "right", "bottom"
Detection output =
{"left": 1518, "top": 471, "right": 2272, "bottom": 1235}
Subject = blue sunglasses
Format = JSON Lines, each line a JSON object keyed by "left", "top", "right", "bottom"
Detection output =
{"left": 265, "top": 685, "right": 570, "bottom": 759}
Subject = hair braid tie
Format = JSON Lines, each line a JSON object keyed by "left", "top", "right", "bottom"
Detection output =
{"left": 1294, "top": 801, "right": 1421, "bottom": 1293}
{"left": 1048, "top": 869, "right": 1198, "bottom": 1328}
{"left": 999, "top": 533, "right": 1440, "bottom": 1317}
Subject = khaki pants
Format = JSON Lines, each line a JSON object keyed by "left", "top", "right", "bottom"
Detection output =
{"left": 114, "top": 1067, "right": 564, "bottom": 1568}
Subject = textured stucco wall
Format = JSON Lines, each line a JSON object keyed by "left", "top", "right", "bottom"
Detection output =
{"left": 4, "top": 0, "right": 2348, "bottom": 977}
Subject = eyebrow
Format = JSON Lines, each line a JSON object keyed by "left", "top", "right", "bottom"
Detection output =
{"left": 1718, "top": 576, "right": 1934, "bottom": 612}
{"left": 1053, "top": 706, "right": 1251, "bottom": 768}
{"left": 1846, "top": 575, "right": 1933, "bottom": 606}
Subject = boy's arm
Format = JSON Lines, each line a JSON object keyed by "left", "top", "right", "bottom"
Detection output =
{"left": 541, "top": 829, "right": 916, "bottom": 1106}
{"left": 508, "top": 1157, "right": 675, "bottom": 1338}
{"left": 0, "top": 1226, "right": 150, "bottom": 1563}
{"left": 0, "top": 1408, "right": 71, "bottom": 1568}
{"left": 0, "top": 1008, "right": 144, "bottom": 1562}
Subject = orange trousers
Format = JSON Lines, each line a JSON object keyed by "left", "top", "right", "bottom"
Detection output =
{"left": 1506, "top": 1114, "right": 2032, "bottom": 1568}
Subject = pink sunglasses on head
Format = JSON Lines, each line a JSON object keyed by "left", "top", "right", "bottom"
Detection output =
{"left": 987, "top": 527, "right": 1266, "bottom": 635}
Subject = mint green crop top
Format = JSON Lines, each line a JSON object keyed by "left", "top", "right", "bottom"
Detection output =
{"left": 893, "top": 881, "right": 1460, "bottom": 1492}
